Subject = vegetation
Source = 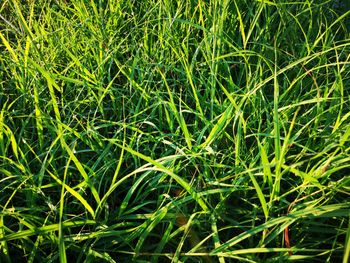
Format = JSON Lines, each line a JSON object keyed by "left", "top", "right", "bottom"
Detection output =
{"left": 1, "top": 0, "right": 350, "bottom": 262}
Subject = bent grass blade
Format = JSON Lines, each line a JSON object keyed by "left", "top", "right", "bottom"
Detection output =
{"left": 115, "top": 143, "right": 209, "bottom": 212}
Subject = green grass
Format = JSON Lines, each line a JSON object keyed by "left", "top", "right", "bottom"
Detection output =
{"left": 1, "top": 0, "right": 350, "bottom": 262}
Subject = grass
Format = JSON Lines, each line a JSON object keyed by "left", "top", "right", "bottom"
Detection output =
{"left": 0, "top": 0, "right": 350, "bottom": 262}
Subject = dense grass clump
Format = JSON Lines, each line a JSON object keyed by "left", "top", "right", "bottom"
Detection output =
{"left": 1, "top": 0, "right": 350, "bottom": 262}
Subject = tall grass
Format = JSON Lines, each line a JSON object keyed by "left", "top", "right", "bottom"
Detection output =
{"left": 1, "top": 0, "right": 350, "bottom": 262}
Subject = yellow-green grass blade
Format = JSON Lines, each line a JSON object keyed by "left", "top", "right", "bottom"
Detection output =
{"left": 233, "top": 0, "right": 246, "bottom": 49}
{"left": 311, "top": 10, "right": 350, "bottom": 51}
{"left": 0, "top": 31, "right": 19, "bottom": 63}
{"left": 256, "top": 0, "right": 277, "bottom": 6}
{"left": 245, "top": 2, "right": 264, "bottom": 46}
{"left": 60, "top": 140, "right": 101, "bottom": 205}
{"left": 47, "top": 170, "right": 95, "bottom": 219}
{"left": 116, "top": 143, "right": 208, "bottom": 212}
{"left": 10, "top": 0, "right": 34, "bottom": 39}
{"left": 257, "top": 138, "right": 273, "bottom": 192}
{"left": 57, "top": 156, "right": 72, "bottom": 263}
{"left": 60, "top": 44, "right": 97, "bottom": 85}
{"left": 332, "top": 111, "right": 350, "bottom": 134}
{"left": 165, "top": 41, "right": 204, "bottom": 117}
{"left": 200, "top": 104, "right": 234, "bottom": 150}
{"left": 0, "top": 217, "right": 11, "bottom": 263}
{"left": 158, "top": 69, "right": 193, "bottom": 149}
{"left": 28, "top": 59, "right": 63, "bottom": 157}
{"left": 234, "top": 113, "right": 244, "bottom": 166}
{"left": 340, "top": 125, "right": 350, "bottom": 147}
{"left": 1, "top": 124, "right": 18, "bottom": 161}
{"left": 86, "top": 248, "right": 117, "bottom": 263}
{"left": 214, "top": 247, "right": 324, "bottom": 257}
{"left": 32, "top": 83, "right": 44, "bottom": 149}
{"left": 111, "top": 127, "right": 126, "bottom": 187}
{"left": 280, "top": 108, "right": 300, "bottom": 161}
{"left": 114, "top": 58, "right": 150, "bottom": 100}
{"left": 211, "top": 202, "right": 350, "bottom": 253}
{"left": 215, "top": 43, "right": 350, "bottom": 98}
{"left": 96, "top": 153, "right": 184, "bottom": 216}
{"left": 282, "top": 164, "right": 322, "bottom": 189}
{"left": 172, "top": 213, "right": 196, "bottom": 263}
{"left": 343, "top": 215, "right": 350, "bottom": 263}
{"left": 0, "top": 220, "right": 96, "bottom": 242}
{"left": 134, "top": 205, "right": 169, "bottom": 258}
{"left": 118, "top": 171, "right": 151, "bottom": 217}
{"left": 0, "top": 101, "right": 6, "bottom": 155}
{"left": 271, "top": 38, "right": 282, "bottom": 202}
{"left": 211, "top": 214, "right": 226, "bottom": 263}
{"left": 277, "top": 98, "right": 329, "bottom": 112}
{"left": 248, "top": 170, "right": 269, "bottom": 220}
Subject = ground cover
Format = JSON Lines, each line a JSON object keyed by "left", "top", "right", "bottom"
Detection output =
{"left": 1, "top": 0, "right": 350, "bottom": 262}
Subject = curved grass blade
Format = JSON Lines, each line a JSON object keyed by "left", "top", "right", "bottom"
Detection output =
{"left": 47, "top": 170, "right": 95, "bottom": 219}
{"left": 0, "top": 220, "right": 96, "bottom": 242}
{"left": 115, "top": 143, "right": 208, "bottom": 212}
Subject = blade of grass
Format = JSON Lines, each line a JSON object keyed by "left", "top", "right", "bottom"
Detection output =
{"left": 60, "top": 140, "right": 101, "bottom": 205}
{"left": 271, "top": 36, "right": 282, "bottom": 202}
{"left": 0, "top": 31, "right": 19, "bottom": 63}
{"left": 200, "top": 104, "right": 233, "bottom": 150}
{"left": 244, "top": 162, "right": 269, "bottom": 220}
{"left": 115, "top": 143, "right": 208, "bottom": 212}
{"left": 134, "top": 204, "right": 169, "bottom": 259}
{"left": 211, "top": 202, "right": 350, "bottom": 253}
{"left": 47, "top": 170, "right": 95, "bottom": 219}
{"left": 0, "top": 220, "right": 96, "bottom": 242}
{"left": 158, "top": 69, "right": 193, "bottom": 149}
{"left": 257, "top": 138, "right": 273, "bottom": 192}
{"left": 211, "top": 214, "right": 225, "bottom": 263}
{"left": 0, "top": 217, "right": 11, "bottom": 263}
{"left": 233, "top": 0, "right": 246, "bottom": 49}
{"left": 343, "top": 215, "right": 350, "bottom": 263}
{"left": 57, "top": 154, "right": 73, "bottom": 263}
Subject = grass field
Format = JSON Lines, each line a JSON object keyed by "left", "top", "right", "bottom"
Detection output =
{"left": 1, "top": 0, "right": 350, "bottom": 262}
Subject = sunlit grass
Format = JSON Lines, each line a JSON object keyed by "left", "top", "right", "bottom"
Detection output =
{"left": 1, "top": 0, "right": 350, "bottom": 262}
